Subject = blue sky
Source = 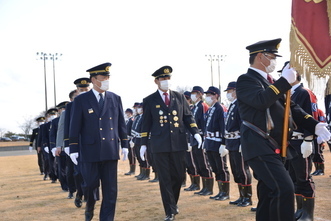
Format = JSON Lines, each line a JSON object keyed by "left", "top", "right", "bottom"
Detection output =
{"left": 0, "top": 0, "right": 293, "bottom": 133}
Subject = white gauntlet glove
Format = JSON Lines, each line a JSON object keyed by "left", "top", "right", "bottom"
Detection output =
{"left": 140, "top": 145, "right": 147, "bottom": 161}
{"left": 281, "top": 63, "right": 296, "bottom": 84}
{"left": 70, "top": 152, "right": 79, "bottom": 165}
{"left": 315, "top": 123, "right": 331, "bottom": 143}
{"left": 44, "top": 146, "right": 49, "bottom": 153}
{"left": 219, "top": 144, "right": 229, "bottom": 157}
{"left": 121, "top": 148, "right": 128, "bottom": 161}
{"left": 301, "top": 140, "right": 313, "bottom": 158}
{"left": 194, "top": 134, "right": 202, "bottom": 149}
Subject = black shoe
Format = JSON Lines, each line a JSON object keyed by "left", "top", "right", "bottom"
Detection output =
{"left": 85, "top": 211, "right": 94, "bottom": 221}
{"left": 40, "top": 172, "right": 44, "bottom": 175}
{"left": 43, "top": 174, "right": 48, "bottom": 180}
{"left": 251, "top": 207, "right": 257, "bottom": 212}
{"left": 229, "top": 197, "right": 243, "bottom": 205}
{"left": 74, "top": 196, "right": 83, "bottom": 208}
{"left": 51, "top": 180, "right": 56, "bottom": 183}
{"left": 67, "top": 192, "right": 74, "bottom": 199}
{"left": 164, "top": 214, "right": 175, "bottom": 221}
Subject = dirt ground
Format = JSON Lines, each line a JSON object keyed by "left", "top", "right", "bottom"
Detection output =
{"left": 1, "top": 150, "right": 331, "bottom": 221}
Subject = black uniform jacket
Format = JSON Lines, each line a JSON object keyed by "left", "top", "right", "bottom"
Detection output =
{"left": 141, "top": 90, "right": 199, "bottom": 153}
{"left": 291, "top": 84, "right": 314, "bottom": 137}
{"left": 190, "top": 100, "right": 206, "bottom": 146}
{"left": 69, "top": 90, "right": 128, "bottom": 162}
{"left": 236, "top": 68, "right": 318, "bottom": 161}
{"left": 30, "top": 127, "right": 39, "bottom": 149}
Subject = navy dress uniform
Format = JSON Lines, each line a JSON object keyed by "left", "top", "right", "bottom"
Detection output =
{"left": 189, "top": 86, "right": 214, "bottom": 195}
{"left": 124, "top": 108, "right": 135, "bottom": 175}
{"left": 236, "top": 38, "right": 324, "bottom": 221}
{"left": 203, "top": 86, "right": 230, "bottom": 200}
{"left": 30, "top": 117, "right": 45, "bottom": 175}
{"left": 50, "top": 101, "right": 69, "bottom": 191}
{"left": 44, "top": 108, "right": 59, "bottom": 183}
{"left": 64, "top": 78, "right": 91, "bottom": 205}
{"left": 282, "top": 68, "right": 316, "bottom": 220}
{"left": 69, "top": 63, "right": 128, "bottom": 221}
{"left": 140, "top": 66, "right": 200, "bottom": 221}
{"left": 223, "top": 82, "right": 253, "bottom": 207}
{"left": 37, "top": 116, "right": 49, "bottom": 180}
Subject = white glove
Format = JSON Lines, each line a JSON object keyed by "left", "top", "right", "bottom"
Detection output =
{"left": 187, "top": 143, "right": 192, "bottom": 152}
{"left": 140, "top": 145, "right": 147, "bottom": 161}
{"left": 219, "top": 144, "right": 229, "bottom": 157}
{"left": 70, "top": 152, "right": 79, "bottom": 165}
{"left": 44, "top": 146, "right": 49, "bottom": 153}
{"left": 281, "top": 63, "right": 296, "bottom": 84}
{"left": 51, "top": 148, "right": 57, "bottom": 157}
{"left": 29, "top": 146, "right": 33, "bottom": 152}
{"left": 315, "top": 123, "right": 331, "bottom": 143}
{"left": 194, "top": 134, "right": 202, "bottom": 149}
{"left": 64, "top": 147, "right": 70, "bottom": 156}
{"left": 129, "top": 140, "right": 134, "bottom": 148}
{"left": 239, "top": 145, "right": 242, "bottom": 153}
{"left": 301, "top": 140, "right": 313, "bottom": 158}
{"left": 121, "top": 148, "right": 129, "bottom": 161}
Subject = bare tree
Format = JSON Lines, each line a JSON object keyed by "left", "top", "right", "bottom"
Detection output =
{"left": 0, "top": 128, "right": 6, "bottom": 138}
{"left": 18, "top": 116, "right": 35, "bottom": 138}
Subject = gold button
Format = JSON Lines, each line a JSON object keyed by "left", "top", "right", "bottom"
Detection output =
{"left": 111, "top": 138, "right": 114, "bottom": 140}
{"left": 110, "top": 128, "right": 113, "bottom": 130}
{"left": 170, "top": 122, "right": 172, "bottom": 124}
{"left": 102, "top": 138, "right": 105, "bottom": 140}
{"left": 171, "top": 130, "right": 173, "bottom": 133}
{"left": 168, "top": 113, "right": 171, "bottom": 115}
{"left": 100, "top": 128, "right": 103, "bottom": 130}
{"left": 99, "top": 118, "right": 102, "bottom": 120}
{"left": 109, "top": 117, "right": 112, "bottom": 119}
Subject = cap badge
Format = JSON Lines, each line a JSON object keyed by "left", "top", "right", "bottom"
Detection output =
{"left": 164, "top": 68, "right": 170, "bottom": 74}
{"left": 105, "top": 66, "right": 110, "bottom": 72}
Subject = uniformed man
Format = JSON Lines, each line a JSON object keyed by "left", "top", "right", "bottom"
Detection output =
{"left": 69, "top": 62, "right": 128, "bottom": 221}
{"left": 188, "top": 86, "right": 213, "bottom": 195}
{"left": 43, "top": 108, "right": 59, "bottom": 183}
{"left": 124, "top": 108, "right": 135, "bottom": 175}
{"left": 182, "top": 90, "right": 199, "bottom": 191}
{"left": 64, "top": 78, "right": 91, "bottom": 206}
{"left": 236, "top": 38, "right": 331, "bottom": 221}
{"left": 140, "top": 66, "right": 202, "bottom": 221}
{"left": 224, "top": 81, "right": 253, "bottom": 207}
{"left": 203, "top": 86, "right": 230, "bottom": 200}
{"left": 133, "top": 103, "right": 151, "bottom": 180}
{"left": 279, "top": 63, "right": 316, "bottom": 220}
{"left": 50, "top": 101, "right": 69, "bottom": 191}
{"left": 30, "top": 116, "right": 46, "bottom": 175}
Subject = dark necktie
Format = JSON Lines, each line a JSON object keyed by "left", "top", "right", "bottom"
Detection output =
{"left": 99, "top": 93, "right": 104, "bottom": 110}
{"left": 267, "top": 74, "right": 274, "bottom": 84}
{"left": 163, "top": 92, "right": 170, "bottom": 106}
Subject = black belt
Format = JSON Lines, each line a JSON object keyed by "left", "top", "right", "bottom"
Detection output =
{"left": 243, "top": 120, "right": 280, "bottom": 153}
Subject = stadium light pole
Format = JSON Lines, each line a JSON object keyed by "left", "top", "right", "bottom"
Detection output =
{"left": 206, "top": 55, "right": 214, "bottom": 86}
{"left": 36, "top": 52, "right": 48, "bottom": 112}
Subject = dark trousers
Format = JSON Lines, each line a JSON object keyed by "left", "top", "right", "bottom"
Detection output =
{"left": 248, "top": 154, "right": 295, "bottom": 221}
{"left": 312, "top": 139, "right": 324, "bottom": 163}
{"left": 42, "top": 150, "right": 50, "bottom": 176}
{"left": 192, "top": 146, "right": 213, "bottom": 178}
{"left": 147, "top": 140, "right": 157, "bottom": 172}
{"left": 57, "top": 154, "right": 68, "bottom": 191}
{"left": 37, "top": 150, "right": 44, "bottom": 173}
{"left": 127, "top": 146, "right": 136, "bottom": 166}
{"left": 185, "top": 149, "right": 198, "bottom": 175}
{"left": 80, "top": 160, "right": 118, "bottom": 221}
{"left": 48, "top": 153, "right": 57, "bottom": 181}
{"left": 287, "top": 140, "right": 315, "bottom": 197}
{"left": 66, "top": 155, "right": 76, "bottom": 193}
{"left": 229, "top": 151, "right": 252, "bottom": 185}
{"left": 74, "top": 163, "right": 84, "bottom": 197}
{"left": 153, "top": 151, "right": 185, "bottom": 216}
{"left": 206, "top": 151, "right": 229, "bottom": 181}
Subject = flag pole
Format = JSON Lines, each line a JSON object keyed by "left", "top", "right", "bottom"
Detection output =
{"left": 281, "top": 90, "right": 291, "bottom": 157}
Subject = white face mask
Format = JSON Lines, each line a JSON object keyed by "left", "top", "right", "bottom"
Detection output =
{"left": 96, "top": 79, "right": 110, "bottom": 91}
{"left": 133, "top": 109, "right": 137, "bottom": 115}
{"left": 48, "top": 115, "right": 56, "bottom": 121}
{"left": 205, "top": 96, "right": 214, "bottom": 106}
{"left": 226, "top": 92, "right": 235, "bottom": 102}
{"left": 159, "top": 80, "right": 171, "bottom": 91}
{"left": 137, "top": 108, "right": 143, "bottom": 114}
{"left": 191, "top": 94, "right": 199, "bottom": 103}
{"left": 262, "top": 54, "right": 277, "bottom": 73}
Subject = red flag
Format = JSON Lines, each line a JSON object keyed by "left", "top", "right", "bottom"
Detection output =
{"left": 290, "top": 0, "right": 331, "bottom": 77}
